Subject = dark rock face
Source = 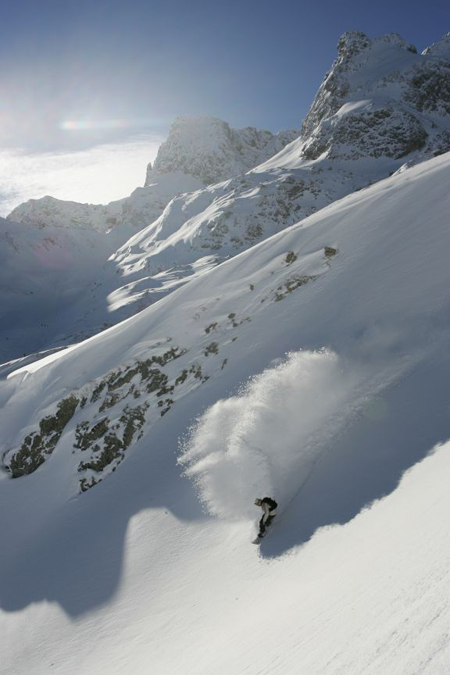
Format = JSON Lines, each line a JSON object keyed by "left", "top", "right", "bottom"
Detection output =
{"left": 2, "top": 344, "right": 213, "bottom": 492}
{"left": 404, "top": 62, "right": 450, "bottom": 116}
{"left": 300, "top": 31, "right": 450, "bottom": 163}
{"left": 7, "top": 395, "right": 79, "bottom": 478}
{"left": 303, "top": 108, "right": 428, "bottom": 161}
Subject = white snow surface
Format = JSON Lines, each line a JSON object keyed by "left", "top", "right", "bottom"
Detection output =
{"left": 2, "top": 151, "right": 450, "bottom": 673}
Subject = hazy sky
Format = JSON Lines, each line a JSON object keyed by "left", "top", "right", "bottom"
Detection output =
{"left": 0, "top": 136, "right": 161, "bottom": 216}
{"left": 1, "top": 0, "right": 448, "bottom": 212}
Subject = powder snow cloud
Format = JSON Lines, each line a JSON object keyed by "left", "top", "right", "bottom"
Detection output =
{"left": 180, "top": 349, "right": 365, "bottom": 521}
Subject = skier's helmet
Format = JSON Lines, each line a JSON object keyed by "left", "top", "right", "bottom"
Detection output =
{"left": 254, "top": 498, "right": 262, "bottom": 506}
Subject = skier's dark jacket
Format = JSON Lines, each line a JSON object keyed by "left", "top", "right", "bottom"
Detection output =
{"left": 259, "top": 497, "right": 277, "bottom": 527}
{"left": 261, "top": 497, "right": 277, "bottom": 511}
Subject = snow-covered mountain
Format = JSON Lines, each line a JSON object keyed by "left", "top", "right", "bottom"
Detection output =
{"left": 1, "top": 145, "right": 450, "bottom": 673}
{"left": 146, "top": 115, "right": 299, "bottom": 185}
{"left": 7, "top": 118, "right": 298, "bottom": 236}
{"left": 120, "top": 31, "right": 450, "bottom": 274}
{"left": 3, "top": 31, "right": 449, "bottom": 365}
{"left": 299, "top": 31, "right": 450, "bottom": 162}
{"left": 1, "top": 120, "right": 298, "bottom": 361}
{"left": 3, "top": 26, "right": 450, "bottom": 675}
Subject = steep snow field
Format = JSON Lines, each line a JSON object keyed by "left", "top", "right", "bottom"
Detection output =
{"left": 1, "top": 151, "right": 450, "bottom": 674}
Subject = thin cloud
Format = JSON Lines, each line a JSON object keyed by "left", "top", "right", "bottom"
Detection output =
{"left": 0, "top": 135, "right": 161, "bottom": 216}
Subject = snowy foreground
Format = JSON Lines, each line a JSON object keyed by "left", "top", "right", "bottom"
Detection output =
{"left": 2, "top": 152, "right": 450, "bottom": 674}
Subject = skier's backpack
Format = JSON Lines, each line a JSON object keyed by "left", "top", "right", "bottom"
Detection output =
{"left": 262, "top": 497, "right": 277, "bottom": 511}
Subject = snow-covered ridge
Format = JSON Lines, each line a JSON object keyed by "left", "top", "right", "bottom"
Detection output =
{"left": 422, "top": 32, "right": 450, "bottom": 57}
{"left": 6, "top": 171, "right": 204, "bottom": 235}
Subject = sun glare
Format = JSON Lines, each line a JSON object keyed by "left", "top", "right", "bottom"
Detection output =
{"left": 0, "top": 136, "right": 161, "bottom": 216}
{"left": 60, "top": 119, "right": 130, "bottom": 131}
{"left": 59, "top": 118, "right": 165, "bottom": 131}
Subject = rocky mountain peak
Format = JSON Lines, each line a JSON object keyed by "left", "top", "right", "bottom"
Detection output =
{"left": 336, "top": 30, "right": 372, "bottom": 60}
{"left": 145, "top": 116, "right": 298, "bottom": 186}
{"left": 334, "top": 31, "right": 417, "bottom": 74}
{"left": 299, "top": 30, "right": 449, "bottom": 163}
{"left": 3, "top": 30, "right": 450, "bottom": 365}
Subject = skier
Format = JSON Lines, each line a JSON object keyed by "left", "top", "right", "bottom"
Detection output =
{"left": 254, "top": 497, "right": 278, "bottom": 541}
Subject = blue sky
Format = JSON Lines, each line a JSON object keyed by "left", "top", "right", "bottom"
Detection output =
{"left": 2, "top": 0, "right": 449, "bottom": 150}
{"left": 0, "top": 0, "right": 448, "bottom": 211}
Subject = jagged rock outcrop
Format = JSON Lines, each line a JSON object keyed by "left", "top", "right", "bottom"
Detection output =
{"left": 301, "top": 32, "right": 417, "bottom": 140}
{"left": 300, "top": 31, "right": 450, "bottom": 162}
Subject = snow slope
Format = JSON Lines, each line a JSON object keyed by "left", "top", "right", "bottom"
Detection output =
{"left": 2, "top": 150, "right": 450, "bottom": 674}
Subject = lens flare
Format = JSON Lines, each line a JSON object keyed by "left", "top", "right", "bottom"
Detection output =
{"left": 60, "top": 119, "right": 130, "bottom": 131}
{"left": 59, "top": 118, "right": 164, "bottom": 131}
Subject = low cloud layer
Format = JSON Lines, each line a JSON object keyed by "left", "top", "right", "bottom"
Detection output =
{"left": 0, "top": 135, "right": 161, "bottom": 216}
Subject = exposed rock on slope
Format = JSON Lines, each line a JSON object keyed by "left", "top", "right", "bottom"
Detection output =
{"left": 1, "top": 237, "right": 338, "bottom": 490}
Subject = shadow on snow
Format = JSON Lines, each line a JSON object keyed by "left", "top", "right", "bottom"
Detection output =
{"left": 260, "top": 356, "right": 450, "bottom": 559}
{"left": 2, "top": 356, "right": 450, "bottom": 614}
